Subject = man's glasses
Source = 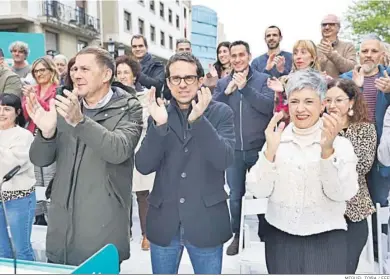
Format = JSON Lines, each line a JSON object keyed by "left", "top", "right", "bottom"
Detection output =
{"left": 168, "top": 75, "right": 198, "bottom": 86}
{"left": 321, "top": 23, "right": 337, "bottom": 28}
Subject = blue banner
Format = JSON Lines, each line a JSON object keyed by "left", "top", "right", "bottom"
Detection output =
{"left": 0, "top": 32, "right": 46, "bottom": 66}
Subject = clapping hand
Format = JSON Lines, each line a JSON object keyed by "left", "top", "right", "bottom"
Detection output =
{"left": 275, "top": 56, "right": 286, "bottom": 73}
{"left": 375, "top": 71, "right": 390, "bottom": 93}
{"left": 188, "top": 87, "right": 212, "bottom": 123}
{"left": 352, "top": 65, "right": 364, "bottom": 87}
{"left": 232, "top": 69, "right": 249, "bottom": 90}
{"left": 320, "top": 113, "right": 343, "bottom": 158}
{"left": 147, "top": 86, "right": 168, "bottom": 126}
{"left": 264, "top": 111, "right": 285, "bottom": 162}
{"left": 266, "top": 53, "right": 277, "bottom": 71}
{"left": 224, "top": 80, "right": 238, "bottom": 95}
{"left": 22, "top": 85, "right": 36, "bottom": 97}
{"left": 208, "top": 64, "right": 218, "bottom": 78}
{"left": 25, "top": 93, "right": 57, "bottom": 138}
{"left": 318, "top": 40, "right": 333, "bottom": 56}
{"left": 267, "top": 77, "right": 284, "bottom": 92}
{"left": 55, "top": 89, "right": 84, "bottom": 127}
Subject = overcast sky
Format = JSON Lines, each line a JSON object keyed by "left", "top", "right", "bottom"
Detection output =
{"left": 191, "top": 0, "right": 355, "bottom": 58}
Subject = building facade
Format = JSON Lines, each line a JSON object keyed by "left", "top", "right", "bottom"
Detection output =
{"left": 217, "top": 21, "right": 227, "bottom": 43}
{"left": 191, "top": 5, "right": 217, "bottom": 71}
{"left": 101, "top": 0, "right": 192, "bottom": 63}
{"left": 0, "top": 0, "right": 101, "bottom": 59}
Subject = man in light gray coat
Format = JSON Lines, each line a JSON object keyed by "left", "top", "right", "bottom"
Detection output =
{"left": 27, "top": 46, "right": 143, "bottom": 267}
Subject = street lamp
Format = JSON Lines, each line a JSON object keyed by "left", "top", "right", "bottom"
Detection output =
{"left": 107, "top": 38, "right": 115, "bottom": 57}
{"left": 117, "top": 43, "right": 125, "bottom": 57}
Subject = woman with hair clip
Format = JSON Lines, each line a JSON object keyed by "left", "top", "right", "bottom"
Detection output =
{"left": 325, "top": 79, "right": 376, "bottom": 274}
{"left": 203, "top": 41, "right": 232, "bottom": 92}
{"left": 21, "top": 57, "right": 59, "bottom": 225}
{"left": 0, "top": 93, "right": 36, "bottom": 261}
{"left": 267, "top": 40, "right": 332, "bottom": 124}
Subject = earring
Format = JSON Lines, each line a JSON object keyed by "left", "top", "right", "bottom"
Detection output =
{"left": 348, "top": 106, "right": 354, "bottom": 116}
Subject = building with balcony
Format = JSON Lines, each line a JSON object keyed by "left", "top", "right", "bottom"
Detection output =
{"left": 191, "top": 5, "right": 217, "bottom": 71}
{"left": 101, "top": 0, "right": 192, "bottom": 64}
{"left": 0, "top": 0, "right": 101, "bottom": 60}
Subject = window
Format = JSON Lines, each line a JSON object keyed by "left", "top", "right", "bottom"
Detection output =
{"left": 159, "top": 2, "right": 164, "bottom": 19}
{"left": 160, "top": 31, "right": 165, "bottom": 46}
{"left": 149, "top": 0, "right": 155, "bottom": 12}
{"left": 138, "top": 18, "right": 144, "bottom": 35}
{"left": 124, "top": 11, "right": 131, "bottom": 31}
{"left": 150, "top": 25, "right": 156, "bottom": 42}
{"left": 176, "top": 15, "right": 180, "bottom": 29}
{"left": 184, "top": 8, "right": 187, "bottom": 19}
{"left": 168, "top": 9, "right": 172, "bottom": 23}
{"left": 169, "top": 36, "right": 173, "bottom": 50}
{"left": 45, "top": 31, "right": 58, "bottom": 53}
{"left": 77, "top": 40, "right": 88, "bottom": 52}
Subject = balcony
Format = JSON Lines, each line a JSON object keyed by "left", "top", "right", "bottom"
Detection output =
{"left": 41, "top": 0, "right": 100, "bottom": 38}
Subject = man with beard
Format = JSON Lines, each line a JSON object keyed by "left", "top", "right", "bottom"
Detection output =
{"left": 340, "top": 34, "right": 390, "bottom": 259}
{"left": 317, "top": 14, "right": 357, "bottom": 78}
{"left": 251, "top": 26, "right": 292, "bottom": 78}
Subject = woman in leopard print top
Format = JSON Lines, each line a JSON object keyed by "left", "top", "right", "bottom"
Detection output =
{"left": 0, "top": 94, "right": 36, "bottom": 261}
{"left": 326, "top": 79, "right": 376, "bottom": 274}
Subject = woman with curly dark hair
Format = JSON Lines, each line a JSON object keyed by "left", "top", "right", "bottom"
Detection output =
{"left": 326, "top": 78, "right": 376, "bottom": 274}
{"left": 115, "top": 55, "right": 151, "bottom": 251}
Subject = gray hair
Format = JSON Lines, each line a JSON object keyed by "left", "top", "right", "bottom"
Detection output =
{"left": 360, "top": 33, "right": 382, "bottom": 43}
{"left": 8, "top": 41, "right": 30, "bottom": 57}
{"left": 285, "top": 69, "right": 327, "bottom": 100}
{"left": 54, "top": 54, "right": 68, "bottom": 64}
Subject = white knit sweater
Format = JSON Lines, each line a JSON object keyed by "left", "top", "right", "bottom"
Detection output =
{"left": 0, "top": 125, "right": 36, "bottom": 191}
{"left": 247, "top": 119, "right": 359, "bottom": 236}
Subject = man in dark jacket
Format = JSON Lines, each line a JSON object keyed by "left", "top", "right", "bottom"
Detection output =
{"left": 213, "top": 40, "right": 274, "bottom": 256}
{"left": 27, "top": 46, "right": 143, "bottom": 267}
{"left": 135, "top": 53, "right": 235, "bottom": 274}
{"left": 131, "top": 34, "right": 165, "bottom": 97}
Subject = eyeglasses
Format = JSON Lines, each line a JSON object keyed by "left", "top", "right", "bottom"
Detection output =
{"left": 33, "top": 68, "right": 49, "bottom": 75}
{"left": 168, "top": 75, "right": 198, "bottom": 86}
{"left": 324, "top": 97, "right": 349, "bottom": 106}
{"left": 321, "top": 23, "right": 337, "bottom": 28}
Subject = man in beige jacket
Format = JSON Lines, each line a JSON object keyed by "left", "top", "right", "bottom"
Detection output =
{"left": 317, "top": 14, "right": 357, "bottom": 78}
{"left": 0, "top": 48, "right": 22, "bottom": 97}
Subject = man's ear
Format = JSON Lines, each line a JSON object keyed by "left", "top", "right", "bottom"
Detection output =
{"left": 103, "top": 68, "right": 113, "bottom": 83}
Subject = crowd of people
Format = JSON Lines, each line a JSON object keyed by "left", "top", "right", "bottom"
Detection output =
{"left": 0, "top": 13, "right": 390, "bottom": 274}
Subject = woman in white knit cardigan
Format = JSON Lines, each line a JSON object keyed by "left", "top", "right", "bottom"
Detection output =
{"left": 0, "top": 93, "right": 36, "bottom": 261}
{"left": 248, "top": 69, "right": 358, "bottom": 274}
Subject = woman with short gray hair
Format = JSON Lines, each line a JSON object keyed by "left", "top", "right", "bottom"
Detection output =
{"left": 248, "top": 69, "right": 359, "bottom": 274}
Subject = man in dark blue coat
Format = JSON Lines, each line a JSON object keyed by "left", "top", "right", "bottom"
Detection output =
{"left": 131, "top": 35, "right": 165, "bottom": 96}
{"left": 213, "top": 40, "right": 274, "bottom": 256}
{"left": 135, "top": 53, "right": 235, "bottom": 274}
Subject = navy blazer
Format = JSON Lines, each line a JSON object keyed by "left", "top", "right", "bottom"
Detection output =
{"left": 135, "top": 99, "right": 235, "bottom": 247}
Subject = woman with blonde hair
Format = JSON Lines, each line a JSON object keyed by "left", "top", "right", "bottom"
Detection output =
{"left": 21, "top": 57, "right": 59, "bottom": 225}
{"left": 22, "top": 57, "right": 59, "bottom": 134}
{"left": 268, "top": 40, "right": 331, "bottom": 124}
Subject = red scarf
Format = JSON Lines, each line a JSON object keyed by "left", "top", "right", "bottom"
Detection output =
{"left": 22, "top": 83, "right": 58, "bottom": 134}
